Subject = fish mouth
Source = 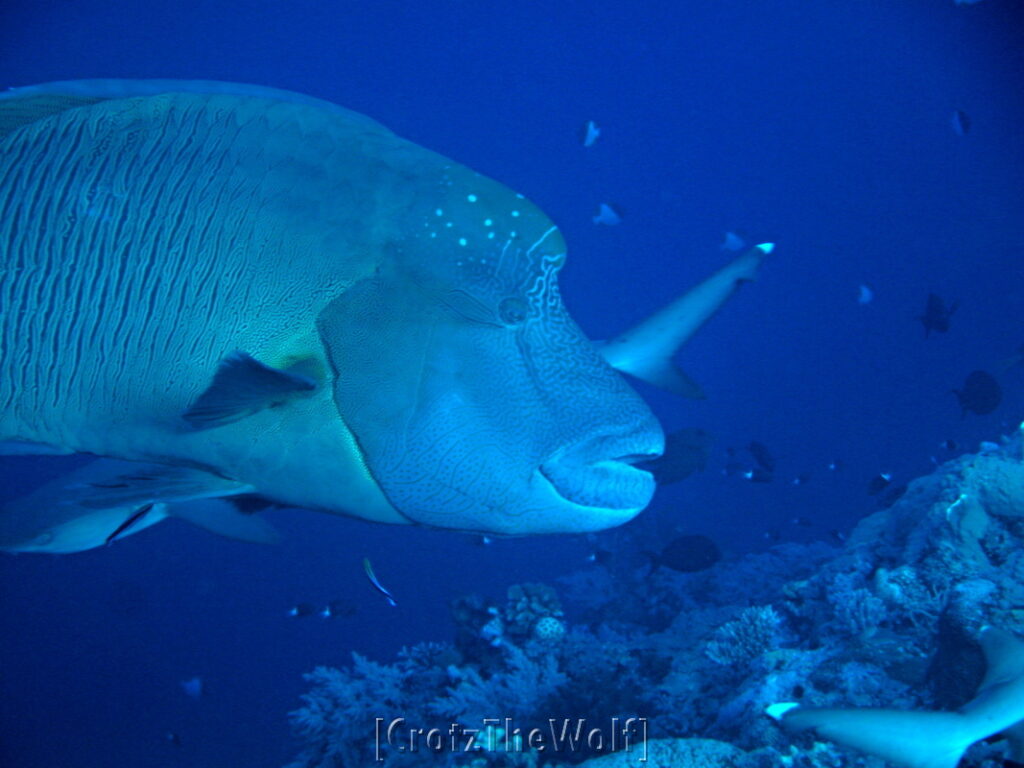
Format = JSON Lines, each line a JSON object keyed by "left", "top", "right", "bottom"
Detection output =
{"left": 539, "top": 432, "right": 662, "bottom": 511}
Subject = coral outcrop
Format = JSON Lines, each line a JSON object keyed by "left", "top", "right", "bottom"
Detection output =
{"left": 285, "top": 427, "right": 1024, "bottom": 768}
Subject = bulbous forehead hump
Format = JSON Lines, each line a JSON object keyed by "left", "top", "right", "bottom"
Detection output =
{"left": 402, "top": 163, "right": 567, "bottom": 286}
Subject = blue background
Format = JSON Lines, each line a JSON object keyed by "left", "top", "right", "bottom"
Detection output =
{"left": 1, "top": 1, "right": 1021, "bottom": 766}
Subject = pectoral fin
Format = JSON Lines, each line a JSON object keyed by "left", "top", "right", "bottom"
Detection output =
{"left": 71, "top": 461, "right": 251, "bottom": 509}
{"left": 182, "top": 351, "right": 317, "bottom": 429}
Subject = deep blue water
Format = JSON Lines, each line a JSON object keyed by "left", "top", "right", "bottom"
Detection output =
{"left": 1, "top": 1, "right": 1022, "bottom": 766}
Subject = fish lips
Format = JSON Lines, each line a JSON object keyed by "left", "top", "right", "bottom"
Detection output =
{"left": 538, "top": 432, "right": 661, "bottom": 512}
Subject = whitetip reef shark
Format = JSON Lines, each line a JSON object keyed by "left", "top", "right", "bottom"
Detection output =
{"left": 0, "top": 79, "right": 770, "bottom": 551}
{"left": 0, "top": 457, "right": 277, "bottom": 553}
{"left": 598, "top": 242, "right": 771, "bottom": 399}
{"left": 768, "top": 626, "right": 1024, "bottom": 768}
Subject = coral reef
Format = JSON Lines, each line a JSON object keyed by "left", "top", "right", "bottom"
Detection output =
{"left": 504, "top": 583, "right": 564, "bottom": 642}
{"left": 432, "top": 642, "right": 567, "bottom": 727}
{"left": 285, "top": 427, "right": 1024, "bottom": 768}
{"left": 705, "top": 606, "right": 785, "bottom": 667}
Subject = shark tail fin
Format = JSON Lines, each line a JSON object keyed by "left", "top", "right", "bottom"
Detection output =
{"left": 767, "top": 703, "right": 974, "bottom": 768}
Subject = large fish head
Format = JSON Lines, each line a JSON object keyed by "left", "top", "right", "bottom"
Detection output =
{"left": 317, "top": 168, "right": 663, "bottom": 534}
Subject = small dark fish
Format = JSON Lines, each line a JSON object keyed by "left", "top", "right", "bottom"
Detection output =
{"left": 867, "top": 472, "right": 893, "bottom": 496}
{"left": 827, "top": 459, "right": 843, "bottom": 472}
{"left": 791, "top": 517, "right": 813, "bottom": 528}
{"left": 105, "top": 503, "right": 155, "bottom": 546}
{"left": 658, "top": 534, "right": 721, "bottom": 573}
{"left": 791, "top": 473, "right": 811, "bottom": 486}
{"left": 180, "top": 676, "right": 202, "bottom": 700}
{"left": 951, "top": 109, "right": 970, "bottom": 137}
{"left": 748, "top": 441, "right": 776, "bottom": 473}
{"left": 829, "top": 529, "right": 847, "bottom": 544}
{"left": 939, "top": 439, "right": 958, "bottom": 453}
{"left": 363, "top": 557, "right": 397, "bottom": 607}
{"left": 919, "top": 293, "right": 957, "bottom": 337}
{"left": 592, "top": 203, "right": 622, "bottom": 226}
{"left": 743, "top": 467, "right": 773, "bottom": 483}
{"left": 288, "top": 603, "right": 317, "bottom": 618}
{"left": 640, "top": 427, "right": 713, "bottom": 485}
{"left": 763, "top": 529, "right": 781, "bottom": 542}
{"left": 953, "top": 370, "right": 1002, "bottom": 416}
{"left": 320, "top": 599, "right": 357, "bottom": 619}
{"left": 165, "top": 732, "right": 182, "bottom": 747}
{"left": 472, "top": 535, "right": 493, "bottom": 547}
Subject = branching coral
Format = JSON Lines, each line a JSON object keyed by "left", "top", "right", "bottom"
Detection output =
{"left": 431, "top": 642, "right": 566, "bottom": 728}
{"left": 706, "top": 606, "right": 784, "bottom": 667}
{"left": 286, "top": 655, "right": 410, "bottom": 768}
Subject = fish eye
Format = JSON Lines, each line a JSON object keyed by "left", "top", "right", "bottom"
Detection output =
{"left": 498, "top": 297, "right": 528, "bottom": 326}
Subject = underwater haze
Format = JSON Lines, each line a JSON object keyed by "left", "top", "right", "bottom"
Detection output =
{"left": 1, "top": 1, "right": 1023, "bottom": 767}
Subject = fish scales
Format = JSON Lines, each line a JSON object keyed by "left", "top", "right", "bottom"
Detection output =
{"left": 0, "top": 92, "right": 373, "bottom": 453}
